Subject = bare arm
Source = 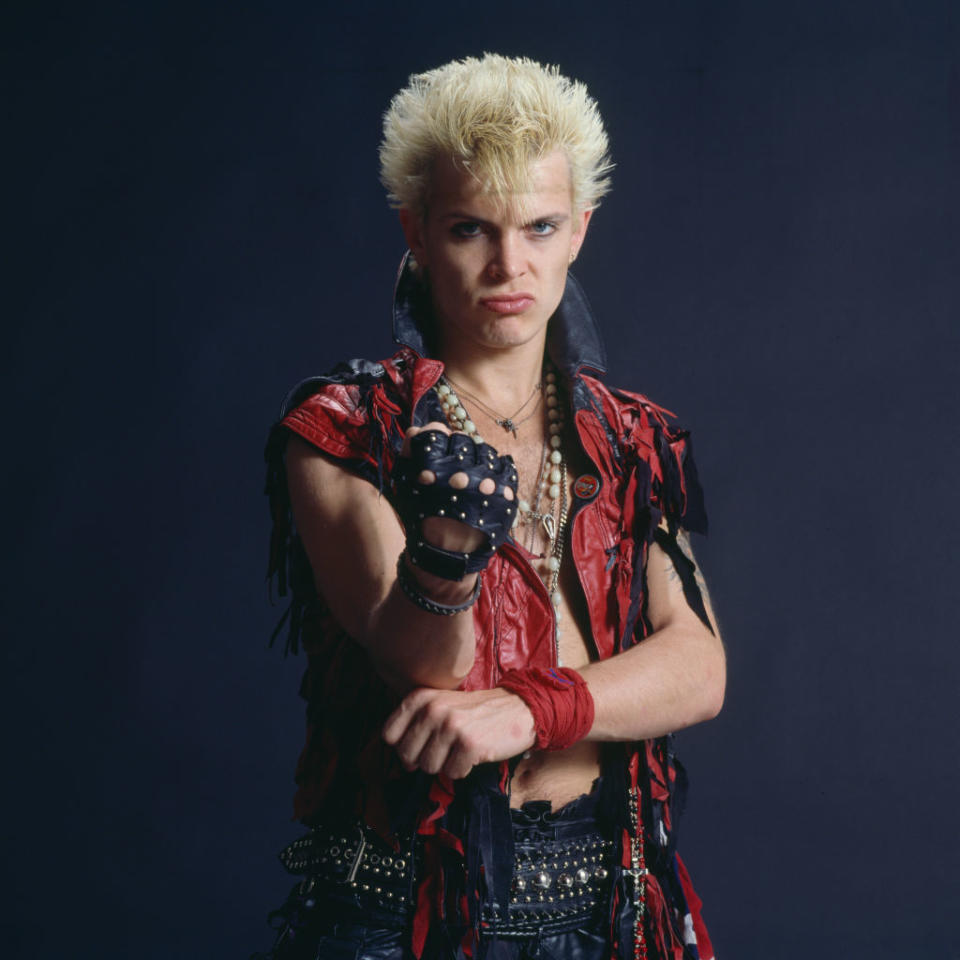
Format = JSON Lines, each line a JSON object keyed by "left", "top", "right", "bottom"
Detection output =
{"left": 285, "top": 434, "right": 479, "bottom": 692}
{"left": 578, "top": 531, "right": 725, "bottom": 740}
{"left": 383, "top": 528, "right": 725, "bottom": 775}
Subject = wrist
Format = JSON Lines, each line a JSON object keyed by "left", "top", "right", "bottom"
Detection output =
{"left": 396, "top": 552, "right": 481, "bottom": 616}
{"left": 498, "top": 667, "right": 595, "bottom": 751}
{"left": 404, "top": 554, "right": 479, "bottom": 603}
{"left": 499, "top": 689, "right": 537, "bottom": 750}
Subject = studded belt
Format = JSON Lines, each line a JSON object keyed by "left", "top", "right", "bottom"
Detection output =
{"left": 278, "top": 823, "right": 414, "bottom": 916}
{"left": 278, "top": 820, "right": 616, "bottom": 935}
{"left": 484, "top": 832, "right": 614, "bottom": 938}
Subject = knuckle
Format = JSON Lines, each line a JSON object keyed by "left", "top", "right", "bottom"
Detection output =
{"left": 439, "top": 713, "right": 460, "bottom": 737}
{"left": 424, "top": 699, "right": 448, "bottom": 724}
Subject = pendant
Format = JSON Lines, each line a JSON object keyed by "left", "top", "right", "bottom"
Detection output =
{"left": 541, "top": 513, "right": 556, "bottom": 542}
{"left": 496, "top": 417, "right": 517, "bottom": 437}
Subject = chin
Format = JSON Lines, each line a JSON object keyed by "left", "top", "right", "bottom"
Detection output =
{"left": 476, "top": 318, "right": 539, "bottom": 349}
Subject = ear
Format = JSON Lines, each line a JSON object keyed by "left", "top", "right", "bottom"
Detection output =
{"left": 398, "top": 207, "right": 428, "bottom": 266}
{"left": 569, "top": 207, "right": 593, "bottom": 261}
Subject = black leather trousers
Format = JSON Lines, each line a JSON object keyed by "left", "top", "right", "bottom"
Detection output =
{"left": 262, "top": 914, "right": 615, "bottom": 959}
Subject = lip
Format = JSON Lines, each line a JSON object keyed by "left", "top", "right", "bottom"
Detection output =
{"left": 479, "top": 293, "right": 536, "bottom": 315}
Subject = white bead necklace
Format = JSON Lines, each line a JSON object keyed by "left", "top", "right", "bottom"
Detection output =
{"left": 530, "top": 370, "right": 570, "bottom": 662}
{"left": 435, "top": 381, "right": 485, "bottom": 445}
{"left": 433, "top": 367, "right": 570, "bottom": 664}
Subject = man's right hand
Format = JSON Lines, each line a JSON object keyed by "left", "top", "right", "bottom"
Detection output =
{"left": 390, "top": 423, "right": 517, "bottom": 581}
{"left": 401, "top": 422, "right": 504, "bottom": 553}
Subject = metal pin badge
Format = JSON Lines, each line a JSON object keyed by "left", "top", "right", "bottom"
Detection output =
{"left": 573, "top": 474, "right": 600, "bottom": 500}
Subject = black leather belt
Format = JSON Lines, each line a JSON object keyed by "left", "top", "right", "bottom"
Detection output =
{"left": 278, "top": 818, "right": 616, "bottom": 937}
{"left": 279, "top": 823, "right": 414, "bottom": 916}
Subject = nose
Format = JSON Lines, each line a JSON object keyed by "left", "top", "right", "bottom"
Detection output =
{"left": 486, "top": 231, "right": 525, "bottom": 282}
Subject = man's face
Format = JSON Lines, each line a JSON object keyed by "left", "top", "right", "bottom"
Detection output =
{"left": 400, "top": 150, "right": 592, "bottom": 357}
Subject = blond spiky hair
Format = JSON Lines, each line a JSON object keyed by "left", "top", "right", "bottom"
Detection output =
{"left": 380, "top": 54, "right": 613, "bottom": 217}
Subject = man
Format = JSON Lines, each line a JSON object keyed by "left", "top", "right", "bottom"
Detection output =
{"left": 259, "top": 54, "right": 724, "bottom": 960}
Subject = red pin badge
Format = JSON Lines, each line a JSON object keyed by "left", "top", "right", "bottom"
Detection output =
{"left": 574, "top": 474, "right": 600, "bottom": 499}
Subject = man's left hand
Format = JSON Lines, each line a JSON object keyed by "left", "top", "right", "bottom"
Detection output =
{"left": 382, "top": 686, "right": 536, "bottom": 779}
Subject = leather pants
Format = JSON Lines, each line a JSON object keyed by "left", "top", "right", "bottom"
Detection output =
{"left": 255, "top": 896, "right": 623, "bottom": 960}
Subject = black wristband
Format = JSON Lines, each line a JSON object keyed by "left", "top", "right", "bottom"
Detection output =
{"left": 395, "top": 553, "right": 482, "bottom": 616}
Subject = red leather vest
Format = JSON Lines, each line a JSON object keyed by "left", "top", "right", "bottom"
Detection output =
{"left": 278, "top": 347, "right": 698, "bottom": 683}
{"left": 264, "top": 260, "right": 714, "bottom": 960}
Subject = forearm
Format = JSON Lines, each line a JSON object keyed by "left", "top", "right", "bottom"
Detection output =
{"left": 379, "top": 542, "right": 726, "bottom": 776}
{"left": 381, "top": 619, "right": 726, "bottom": 781}
{"left": 360, "top": 560, "right": 479, "bottom": 693}
{"left": 579, "top": 621, "right": 726, "bottom": 742}
{"left": 355, "top": 422, "right": 516, "bottom": 692}
{"left": 286, "top": 435, "right": 487, "bottom": 693}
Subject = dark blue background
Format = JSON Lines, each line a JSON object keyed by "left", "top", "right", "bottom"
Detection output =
{"left": 6, "top": 1, "right": 958, "bottom": 957}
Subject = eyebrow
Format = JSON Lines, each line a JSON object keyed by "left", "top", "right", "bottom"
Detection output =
{"left": 440, "top": 211, "right": 571, "bottom": 226}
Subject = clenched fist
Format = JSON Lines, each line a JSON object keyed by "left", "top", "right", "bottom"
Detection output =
{"left": 390, "top": 423, "right": 518, "bottom": 580}
{"left": 382, "top": 685, "right": 536, "bottom": 780}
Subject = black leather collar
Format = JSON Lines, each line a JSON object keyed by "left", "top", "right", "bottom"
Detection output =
{"left": 391, "top": 251, "right": 607, "bottom": 379}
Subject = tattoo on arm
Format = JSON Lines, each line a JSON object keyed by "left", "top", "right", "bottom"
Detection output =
{"left": 654, "top": 523, "right": 722, "bottom": 639}
{"left": 674, "top": 530, "right": 712, "bottom": 608}
{"left": 672, "top": 529, "right": 721, "bottom": 638}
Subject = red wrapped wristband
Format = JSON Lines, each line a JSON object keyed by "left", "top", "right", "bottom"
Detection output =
{"left": 498, "top": 666, "right": 595, "bottom": 751}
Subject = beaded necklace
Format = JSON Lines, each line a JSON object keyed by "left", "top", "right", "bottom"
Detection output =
{"left": 434, "top": 367, "right": 571, "bottom": 664}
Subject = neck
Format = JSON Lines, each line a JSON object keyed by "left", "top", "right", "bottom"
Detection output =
{"left": 438, "top": 338, "right": 548, "bottom": 412}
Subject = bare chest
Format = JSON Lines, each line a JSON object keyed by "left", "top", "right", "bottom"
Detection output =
{"left": 493, "top": 427, "right": 596, "bottom": 664}
{"left": 490, "top": 426, "right": 603, "bottom": 808}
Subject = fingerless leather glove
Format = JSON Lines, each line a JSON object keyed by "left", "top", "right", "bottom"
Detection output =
{"left": 391, "top": 430, "right": 518, "bottom": 580}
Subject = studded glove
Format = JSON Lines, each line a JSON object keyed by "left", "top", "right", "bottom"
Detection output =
{"left": 391, "top": 430, "right": 519, "bottom": 580}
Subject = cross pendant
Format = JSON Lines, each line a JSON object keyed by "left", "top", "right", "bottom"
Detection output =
{"left": 624, "top": 865, "right": 648, "bottom": 912}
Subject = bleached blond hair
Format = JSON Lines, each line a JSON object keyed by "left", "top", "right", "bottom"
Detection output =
{"left": 380, "top": 54, "right": 613, "bottom": 217}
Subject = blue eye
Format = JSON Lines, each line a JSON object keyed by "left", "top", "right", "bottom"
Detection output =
{"left": 529, "top": 220, "right": 558, "bottom": 236}
{"left": 451, "top": 222, "right": 482, "bottom": 238}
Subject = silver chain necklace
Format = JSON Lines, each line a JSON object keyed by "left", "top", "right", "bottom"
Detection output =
{"left": 440, "top": 374, "right": 542, "bottom": 438}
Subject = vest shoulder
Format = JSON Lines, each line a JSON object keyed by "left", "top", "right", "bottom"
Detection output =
{"left": 272, "top": 348, "right": 440, "bottom": 466}
{"left": 581, "top": 378, "right": 707, "bottom": 533}
{"left": 276, "top": 350, "right": 416, "bottom": 417}
{"left": 580, "top": 375, "right": 680, "bottom": 435}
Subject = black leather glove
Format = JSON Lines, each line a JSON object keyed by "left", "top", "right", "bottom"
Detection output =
{"left": 391, "top": 430, "right": 518, "bottom": 580}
